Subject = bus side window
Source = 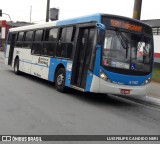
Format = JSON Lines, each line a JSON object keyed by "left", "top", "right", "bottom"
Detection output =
{"left": 88, "top": 28, "right": 96, "bottom": 70}
{"left": 7, "top": 33, "right": 11, "bottom": 44}
{"left": 23, "top": 31, "right": 33, "bottom": 49}
{"left": 32, "top": 30, "right": 44, "bottom": 55}
{"left": 56, "top": 26, "right": 75, "bottom": 59}
{"left": 15, "top": 32, "right": 24, "bottom": 47}
{"left": 44, "top": 29, "right": 50, "bottom": 41}
{"left": 42, "top": 28, "right": 58, "bottom": 56}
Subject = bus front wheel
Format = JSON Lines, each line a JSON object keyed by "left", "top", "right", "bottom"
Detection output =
{"left": 14, "top": 58, "right": 20, "bottom": 75}
{"left": 55, "top": 68, "right": 66, "bottom": 92}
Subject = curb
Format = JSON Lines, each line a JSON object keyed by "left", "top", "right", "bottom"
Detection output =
{"left": 125, "top": 96, "right": 160, "bottom": 109}
{"left": 109, "top": 94, "right": 160, "bottom": 109}
{"left": 145, "top": 96, "right": 160, "bottom": 106}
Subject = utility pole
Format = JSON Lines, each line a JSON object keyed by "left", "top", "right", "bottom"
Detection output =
{"left": 0, "top": 9, "right": 2, "bottom": 17}
{"left": 46, "top": 0, "right": 50, "bottom": 22}
{"left": 133, "top": 0, "right": 142, "bottom": 20}
{"left": 30, "top": 6, "right": 32, "bottom": 23}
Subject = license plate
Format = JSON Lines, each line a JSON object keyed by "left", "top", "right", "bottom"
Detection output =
{"left": 120, "top": 89, "right": 130, "bottom": 94}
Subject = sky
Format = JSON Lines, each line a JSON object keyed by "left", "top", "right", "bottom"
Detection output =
{"left": 0, "top": 0, "right": 160, "bottom": 23}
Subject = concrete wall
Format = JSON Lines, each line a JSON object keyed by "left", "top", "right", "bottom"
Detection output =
{"left": 153, "top": 35, "right": 160, "bottom": 63}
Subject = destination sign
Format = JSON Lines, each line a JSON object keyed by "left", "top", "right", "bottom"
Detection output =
{"left": 101, "top": 16, "right": 154, "bottom": 34}
{"left": 110, "top": 19, "right": 142, "bottom": 32}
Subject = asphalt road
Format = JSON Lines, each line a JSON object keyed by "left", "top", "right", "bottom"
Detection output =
{"left": 0, "top": 59, "right": 160, "bottom": 144}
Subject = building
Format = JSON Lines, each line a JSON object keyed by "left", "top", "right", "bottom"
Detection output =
{"left": 0, "top": 20, "right": 32, "bottom": 51}
{"left": 142, "top": 19, "right": 160, "bottom": 66}
{"left": 0, "top": 20, "right": 7, "bottom": 50}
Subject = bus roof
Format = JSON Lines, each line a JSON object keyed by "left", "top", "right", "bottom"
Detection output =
{"left": 9, "top": 13, "right": 151, "bottom": 33}
{"left": 9, "top": 13, "right": 101, "bottom": 33}
{"left": 9, "top": 21, "right": 57, "bottom": 32}
{"left": 56, "top": 13, "right": 101, "bottom": 26}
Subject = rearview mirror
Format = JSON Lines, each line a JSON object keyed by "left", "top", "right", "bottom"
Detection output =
{"left": 97, "top": 29, "right": 105, "bottom": 45}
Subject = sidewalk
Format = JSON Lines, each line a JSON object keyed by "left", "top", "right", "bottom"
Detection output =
{"left": 149, "top": 82, "right": 160, "bottom": 99}
{"left": 0, "top": 51, "right": 4, "bottom": 59}
{"left": 147, "top": 82, "right": 160, "bottom": 106}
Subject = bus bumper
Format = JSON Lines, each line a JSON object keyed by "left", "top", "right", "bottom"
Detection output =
{"left": 90, "top": 75, "right": 150, "bottom": 97}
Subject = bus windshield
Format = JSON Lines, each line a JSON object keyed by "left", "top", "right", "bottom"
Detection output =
{"left": 102, "top": 29, "right": 153, "bottom": 73}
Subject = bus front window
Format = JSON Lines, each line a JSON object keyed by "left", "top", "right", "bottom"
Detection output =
{"left": 102, "top": 29, "right": 153, "bottom": 73}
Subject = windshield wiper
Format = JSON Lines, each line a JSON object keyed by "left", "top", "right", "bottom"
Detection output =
{"left": 116, "top": 31, "right": 128, "bottom": 49}
{"left": 115, "top": 30, "right": 129, "bottom": 58}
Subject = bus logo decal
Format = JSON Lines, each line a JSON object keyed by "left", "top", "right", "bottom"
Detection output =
{"left": 38, "top": 57, "right": 49, "bottom": 67}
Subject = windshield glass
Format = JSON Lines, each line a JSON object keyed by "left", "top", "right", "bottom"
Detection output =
{"left": 102, "top": 30, "right": 153, "bottom": 73}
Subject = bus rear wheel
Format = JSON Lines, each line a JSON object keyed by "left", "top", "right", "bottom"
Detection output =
{"left": 14, "top": 58, "right": 20, "bottom": 75}
{"left": 55, "top": 68, "right": 66, "bottom": 92}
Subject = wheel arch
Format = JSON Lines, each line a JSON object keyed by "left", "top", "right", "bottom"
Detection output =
{"left": 54, "top": 63, "right": 65, "bottom": 82}
{"left": 13, "top": 55, "right": 19, "bottom": 67}
{"left": 14, "top": 55, "right": 21, "bottom": 75}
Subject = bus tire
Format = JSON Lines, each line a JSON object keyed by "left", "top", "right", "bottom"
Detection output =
{"left": 55, "top": 68, "right": 66, "bottom": 92}
{"left": 14, "top": 58, "right": 20, "bottom": 75}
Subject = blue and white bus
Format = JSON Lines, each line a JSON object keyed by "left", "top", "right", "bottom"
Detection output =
{"left": 5, "top": 14, "right": 154, "bottom": 96}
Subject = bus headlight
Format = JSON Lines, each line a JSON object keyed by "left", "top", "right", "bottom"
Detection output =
{"left": 142, "top": 77, "right": 151, "bottom": 85}
{"left": 100, "top": 70, "right": 111, "bottom": 82}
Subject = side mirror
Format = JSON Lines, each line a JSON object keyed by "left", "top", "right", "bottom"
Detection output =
{"left": 97, "top": 29, "right": 105, "bottom": 45}
{"left": 96, "top": 23, "right": 106, "bottom": 45}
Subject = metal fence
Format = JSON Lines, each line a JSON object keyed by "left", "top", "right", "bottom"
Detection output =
{"left": 152, "top": 27, "right": 160, "bottom": 35}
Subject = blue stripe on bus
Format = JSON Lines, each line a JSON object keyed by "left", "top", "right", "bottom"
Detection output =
{"left": 56, "top": 14, "right": 101, "bottom": 26}
{"left": 20, "top": 60, "right": 49, "bottom": 68}
{"left": 21, "top": 58, "right": 71, "bottom": 86}
{"left": 101, "top": 66, "right": 152, "bottom": 86}
{"left": 48, "top": 58, "right": 55, "bottom": 81}
{"left": 93, "top": 44, "right": 101, "bottom": 76}
{"left": 85, "top": 70, "right": 93, "bottom": 91}
{"left": 48, "top": 58, "right": 68, "bottom": 82}
{"left": 65, "top": 71, "right": 71, "bottom": 87}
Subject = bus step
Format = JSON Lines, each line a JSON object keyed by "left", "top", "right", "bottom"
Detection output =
{"left": 70, "top": 85, "right": 85, "bottom": 92}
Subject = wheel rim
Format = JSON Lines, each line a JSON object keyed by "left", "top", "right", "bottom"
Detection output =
{"left": 57, "top": 74, "right": 64, "bottom": 86}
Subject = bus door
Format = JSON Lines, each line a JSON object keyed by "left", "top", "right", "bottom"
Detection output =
{"left": 71, "top": 27, "right": 95, "bottom": 89}
{"left": 8, "top": 33, "right": 17, "bottom": 65}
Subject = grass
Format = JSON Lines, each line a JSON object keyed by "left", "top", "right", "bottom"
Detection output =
{"left": 152, "top": 68, "right": 160, "bottom": 83}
